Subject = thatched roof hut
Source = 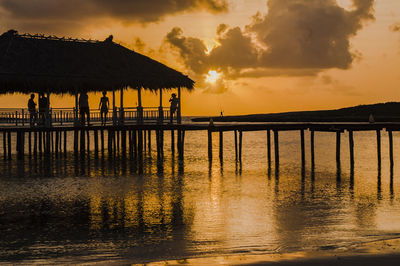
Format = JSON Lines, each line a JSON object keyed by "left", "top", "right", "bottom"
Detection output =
{"left": 0, "top": 30, "right": 194, "bottom": 95}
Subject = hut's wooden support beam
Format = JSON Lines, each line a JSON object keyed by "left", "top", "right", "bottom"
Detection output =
{"left": 117, "top": 129, "right": 120, "bottom": 154}
{"left": 74, "top": 93, "right": 79, "bottom": 126}
{"left": 46, "top": 131, "right": 51, "bottom": 155}
{"left": 120, "top": 88, "right": 124, "bottom": 125}
{"left": 177, "top": 87, "right": 182, "bottom": 124}
{"left": 80, "top": 129, "right": 85, "bottom": 154}
{"left": 112, "top": 90, "right": 116, "bottom": 126}
{"left": 55, "top": 130, "right": 59, "bottom": 157}
{"left": 137, "top": 88, "right": 143, "bottom": 124}
{"left": 274, "top": 130, "right": 279, "bottom": 168}
{"left": 377, "top": 130, "right": 381, "bottom": 172}
{"left": 159, "top": 89, "right": 163, "bottom": 124}
{"left": 128, "top": 130, "right": 133, "bottom": 157}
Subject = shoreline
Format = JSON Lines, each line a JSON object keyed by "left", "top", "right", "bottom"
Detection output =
{"left": 146, "top": 238, "right": 400, "bottom": 265}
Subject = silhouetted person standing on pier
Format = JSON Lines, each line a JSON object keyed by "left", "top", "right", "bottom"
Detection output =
{"left": 169, "top": 93, "right": 179, "bottom": 124}
{"left": 38, "top": 93, "right": 48, "bottom": 126}
{"left": 28, "top": 94, "right": 37, "bottom": 127}
{"left": 79, "top": 92, "right": 90, "bottom": 126}
{"left": 99, "top": 91, "right": 109, "bottom": 125}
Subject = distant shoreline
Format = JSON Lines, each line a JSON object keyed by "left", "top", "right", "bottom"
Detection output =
{"left": 192, "top": 102, "right": 400, "bottom": 123}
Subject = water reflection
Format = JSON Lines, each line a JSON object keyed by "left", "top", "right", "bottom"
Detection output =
{"left": 1, "top": 130, "right": 400, "bottom": 264}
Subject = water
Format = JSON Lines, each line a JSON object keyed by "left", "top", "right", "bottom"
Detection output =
{"left": 1, "top": 130, "right": 400, "bottom": 264}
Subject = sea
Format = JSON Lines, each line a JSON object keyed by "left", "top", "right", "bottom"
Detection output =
{"left": 1, "top": 124, "right": 400, "bottom": 264}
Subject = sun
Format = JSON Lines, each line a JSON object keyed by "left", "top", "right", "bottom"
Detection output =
{"left": 205, "top": 70, "right": 220, "bottom": 83}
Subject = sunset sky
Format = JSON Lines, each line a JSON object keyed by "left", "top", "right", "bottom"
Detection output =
{"left": 0, "top": 0, "right": 399, "bottom": 116}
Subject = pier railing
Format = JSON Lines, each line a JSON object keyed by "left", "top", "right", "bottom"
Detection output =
{"left": 0, "top": 107, "right": 171, "bottom": 126}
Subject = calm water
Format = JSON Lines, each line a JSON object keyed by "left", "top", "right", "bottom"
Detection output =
{"left": 1, "top": 129, "right": 400, "bottom": 264}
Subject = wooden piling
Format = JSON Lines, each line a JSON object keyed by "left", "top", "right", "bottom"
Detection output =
{"left": 336, "top": 131, "right": 341, "bottom": 168}
{"left": 55, "top": 130, "right": 59, "bottom": 157}
{"left": 46, "top": 131, "right": 51, "bottom": 155}
{"left": 234, "top": 130, "right": 238, "bottom": 162}
{"left": 239, "top": 130, "right": 243, "bottom": 162}
{"left": 133, "top": 130, "right": 137, "bottom": 157}
{"left": 28, "top": 131, "right": 32, "bottom": 156}
{"left": 73, "top": 130, "right": 78, "bottom": 154}
{"left": 3, "top": 131, "right": 7, "bottom": 160}
{"left": 86, "top": 130, "right": 90, "bottom": 153}
{"left": 208, "top": 129, "right": 212, "bottom": 161}
{"left": 310, "top": 130, "right": 315, "bottom": 170}
{"left": 80, "top": 129, "right": 85, "bottom": 154}
{"left": 274, "top": 130, "right": 279, "bottom": 167}
{"left": 94, "top": 129, "right": 99, "bottom": 157}
{"left": 377, "top": 130, "right": 381, "bottom": 171}
{"left": 349, "top": 130, "right": 354, "bottom": 168}
{"left": 389, "top": 130, "right": 394, "bottom": 171}
{"left": 148, "top": 130, "right": 151, "bottom": 154}
{"left": 219, "top": 131, "right": 223, "bottom": 161}
{"left": 107, "top": 129, "right": 113, "bottom": 156}
{"left": 34, "top": 131, "right": 37, "bottom": 157}
{"left": 121, "top": 129, "right": 127, "bottom": 156}
{"left": 300, "top": 129, "right": 305, "bottom": 167}
{"left": 171, "top": 130, "right": 175, "bottom": 155}
{"left": 64, "top": 130, "right": 67, "bottom": 156}
{"left": 7, "top": 131, "right": 11, "bottom": 160}
{"left": 179, "top": 130, "right": 185, "bottom": 160}
{"left": 100, "top": 129, "right": 104, "bottom": 155}
{"left": 267, "top": 130, "right": 271, "bottom": 167}
{"left": 117, "top": 129, "right": 120, "bottom": 154}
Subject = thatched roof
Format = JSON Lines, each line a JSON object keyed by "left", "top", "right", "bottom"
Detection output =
{"left": 0, "top": 30, "right": 194, "bottom": 94}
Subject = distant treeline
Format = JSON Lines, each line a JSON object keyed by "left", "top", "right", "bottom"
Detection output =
{"left": 192, "top": 102, "right": 400, "bottom": 122}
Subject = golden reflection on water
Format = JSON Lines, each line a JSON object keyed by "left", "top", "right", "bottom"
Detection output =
{"left": 1, "top": 131, "right": 400, "bottom": 263}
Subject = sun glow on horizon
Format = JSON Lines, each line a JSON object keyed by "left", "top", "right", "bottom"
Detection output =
{"left": 205, "top": 70, "right": 220, "bottom": 83}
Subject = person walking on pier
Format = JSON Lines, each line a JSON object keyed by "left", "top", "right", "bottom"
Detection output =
{"left": 79, "top": 91, "right": 90, "bottom": 126}
{"left": 28, "top": 94, "right": 37, "bottom": 127}
{"left": 99, "top": 91, "right": 109, "bottom": 126}
{"left": 169, "top": 93, "right": 179, "bottom": 124}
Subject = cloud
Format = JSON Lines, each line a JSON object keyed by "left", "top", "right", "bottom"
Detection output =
{"left": 391, "top": 23, "right": 400, "bottom": 32}
{"left": 165, "top": 0, "right": 375, "bottom": 80}
{"left": 0, "top": 0, "right": 228, "bottom": 30}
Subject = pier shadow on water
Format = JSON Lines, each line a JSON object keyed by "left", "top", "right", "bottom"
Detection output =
{"left": 1, "top": 130, "right": 400, "bottom": 264}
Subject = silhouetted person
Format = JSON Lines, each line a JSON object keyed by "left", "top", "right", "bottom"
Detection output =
{"left": 99, "top": 91, "right": 109, "bottom": 125}
{"left": 79, "top": 92, "right": 90, "bottom": 126}
{"left": 28, "top": 94, "right": 37, "bottom": 127}
{"left": 169, "top": 93, "right": 179, "bottom": 124}
{"left": 38, "top": 93, "right": 48, "bottom": 126}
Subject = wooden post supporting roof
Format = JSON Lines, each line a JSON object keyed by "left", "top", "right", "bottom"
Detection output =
{"left": 178, "top": 87, "right": 182, "bottom": 124}
{"left": 137, "top": 87, "right": 143, "bottom": 123}
{"left": 159, "top": 88, "right": 163, "bottom": 124}
{"left": 120, "top": 88, "right": 124, "bottom": 124}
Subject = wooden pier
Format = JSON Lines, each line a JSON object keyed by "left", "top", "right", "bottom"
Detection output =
{"left": 2, "top": 123, "right": 400, "bottom": 171}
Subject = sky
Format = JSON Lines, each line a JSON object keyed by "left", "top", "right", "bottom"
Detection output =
{"left": 0, "top": 0, "right": 400, "bottom": 116}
